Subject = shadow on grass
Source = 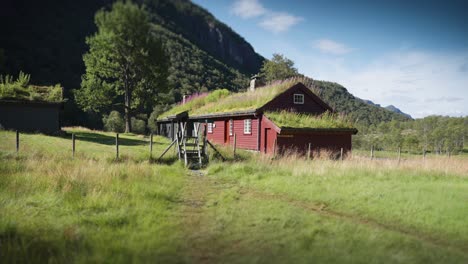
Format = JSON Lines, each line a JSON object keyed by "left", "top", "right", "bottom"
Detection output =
{"left": 0, "top": 227, "right": 81, "bottom": 263}
{"left": 154, "top": 156, "right": 179, "bottom": 165}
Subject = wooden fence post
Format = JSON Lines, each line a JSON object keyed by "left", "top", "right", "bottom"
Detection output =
{"left": 149, "top": 133, "right": 153, "bottom": 159}
{"left": 16, "top": 130, "right": 19, "bottom": 154}
{"left": 370, "top": 145, "right": 374, "bottom": 160}
{"left": 307, "top": 143, "right": 311, "bottom": 160}
{"left": 340, "top": 148, "right": 343, "bottom": 161}
{"left": 423, "top": 148, "right": 426, "bottom": 161}
{"left": 72, "top": 133, "right": 76, "bottom": 158}
{"left": 233, "top": 133, "right": 237, "bottom": 157}
{"left": 116, "top": 133, "right": 119, "bottom": 160}
{"left": 398, "top": 147, "right": 401, "bottom": 164}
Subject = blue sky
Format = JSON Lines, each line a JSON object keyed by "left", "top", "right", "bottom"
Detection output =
{"left": 192, "top": 0, "right": 468, "bottom": 118}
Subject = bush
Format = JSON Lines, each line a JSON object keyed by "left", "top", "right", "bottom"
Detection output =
{"left": 102, "top": 111, "right": 125, "bottom": 133}
{"left": 131, "top": 117, "right": 146, "bottom": 134}
{"left": 148, "top": 105, "right": 171, "bottom": 133}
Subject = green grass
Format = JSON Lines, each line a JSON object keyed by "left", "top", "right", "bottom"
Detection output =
{"left": 1, "top": 129, "right": 467, "bottom": 263}
{"left": 0, "top": 128, "right": 186, "bottom": 262}
{"left": 265, "top": 110, "right": 354, "bottom": 129}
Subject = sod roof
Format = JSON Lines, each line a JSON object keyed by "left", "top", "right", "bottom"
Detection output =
{"left": 0, "top": 84, "right": 63, "bottom": 103}
{"left": 265, "top": 111, "right": 355, "bottom": 130}
{"left": 158, "top": 79, "right": 301, "bottom": 120}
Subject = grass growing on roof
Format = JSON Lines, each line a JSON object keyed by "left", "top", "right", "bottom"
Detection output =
{"left": 0, "top": 72, "right": 63, "bottom": 102}
{"left": 265, "top": 110, "right": 354, "bottom": 129}
{"left": 158, "top": 79, "right": 301, "bottom": 119}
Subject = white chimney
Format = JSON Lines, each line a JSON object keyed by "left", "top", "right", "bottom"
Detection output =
{"left": 182, "top": 94, "right": 187, "bottom": 104}
{"left": 249, "top": 75, "right": 258, "bottom": 92}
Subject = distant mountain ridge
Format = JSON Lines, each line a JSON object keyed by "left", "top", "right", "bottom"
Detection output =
{"left": 385, "top": 105, "right": 412, "bottom": 119}
{"left": 359, "top": 98, "right": 412, "bottom": 119}
{"left": 308, "top": 81, "right": 411, "bottom": 126}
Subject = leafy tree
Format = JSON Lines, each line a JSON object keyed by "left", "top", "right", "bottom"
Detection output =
{"left": 102, "top": 111, "right": 125, "bottom": 133}
{"left": 260, "top": 53, "right": 298, "bottom": 82}
{"left": 75, "top": 1, "right": 169, "bottom": 132}
{"left": 131, "top": 117, "right": 146, "bottom": 134}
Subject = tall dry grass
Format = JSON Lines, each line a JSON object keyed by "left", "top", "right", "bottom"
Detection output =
{"left": 253, "top": 149, "right": 468, "bottom": 177}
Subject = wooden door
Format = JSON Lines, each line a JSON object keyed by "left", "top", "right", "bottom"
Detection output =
{"left": 224, "top": 120, "right": 229, "bottom": 144}
{"left": 264, "top": 128, "right": 270, "bottom": 153}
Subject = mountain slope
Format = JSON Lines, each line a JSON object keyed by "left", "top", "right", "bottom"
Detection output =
{"left": 143, "top": 0, "right": 264, "bottom": 75}
{"left": 153, "top": 24, "right": 248, "bottom": 100}
{"left": 0, "top": 0, "right": 263, "bottom": 92}
{"left": 385, "top": 105, "right": 412, "bottom": 119}
{"left": 310, "top": 80, "right": 411, "bottom": 126}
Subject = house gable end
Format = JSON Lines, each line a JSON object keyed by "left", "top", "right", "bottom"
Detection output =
{"left": 259, "top": 83, "right": 333, "bottom": 114}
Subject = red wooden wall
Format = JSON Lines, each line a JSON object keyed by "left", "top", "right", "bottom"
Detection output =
{"left": 277, "top": 132, "right": 352, "bottom": 155}
{"left": 206, "top": 116, "right": 259, "bottom": 150}
{"left": 260, "top": 116, "right": 279, "bottom": 154}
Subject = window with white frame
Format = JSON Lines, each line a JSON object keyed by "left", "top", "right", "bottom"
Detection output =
{"left": 293, "top": 93, "right": 304, "bottom": 104}
{"left": 207, "top": 123, "right": 213, "bottom": 133}
{"left": 229, "top": 119, "right": 233, "bottom": 136}
{"left": 244, "top": 119, "right": 252, "bottom": 134}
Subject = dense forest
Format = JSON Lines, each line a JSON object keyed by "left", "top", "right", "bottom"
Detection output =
{"left": 353, "top": 116, "right": 467, "bottom": 154}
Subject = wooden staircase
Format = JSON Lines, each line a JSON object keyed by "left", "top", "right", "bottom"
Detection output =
{"left": 157, "top": 117, "right": 225, "bottom": 168}
{"left": 177, "top": 122, "right": 203, "bottom": 167}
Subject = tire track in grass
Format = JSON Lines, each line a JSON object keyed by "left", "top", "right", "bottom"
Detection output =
{"left": 179, "top": 170, "right": 228, "bottom": 263}
{"left": 243, "top": 189, "right": 468, "bottom": 257}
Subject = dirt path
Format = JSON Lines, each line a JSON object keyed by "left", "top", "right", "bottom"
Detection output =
{"left": 180, "top": 170, "right": 227, "bottom": 263}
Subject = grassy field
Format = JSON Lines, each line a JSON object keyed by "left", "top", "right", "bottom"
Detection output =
{"left": 0, "top": 129, "right": 467, "bottom": 263}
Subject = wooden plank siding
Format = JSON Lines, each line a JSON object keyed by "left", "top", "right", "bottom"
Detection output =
{"left": 206, "top": 120, "right": 226, "bottom": 145}
{"left": 277, "top": 132, "right": 352, "bottom": 156}
{"left": 206, "top": 116, "right": 259, "bottom": 150}
{"left": 260, "top": 116, "right": 280, "bottom": 154}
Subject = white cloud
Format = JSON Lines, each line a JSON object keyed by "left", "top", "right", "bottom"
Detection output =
{"left": 259, "top": 13, "right": 303, "bottom": 33}
{"left": 293, "top": 49, "right": 468, "bottom": 118}
{"left": 230, "top": 0, "right": 303, "bottom": 33}
{"left": 230, "top": 0, "right": 266, "bottom": 19}
{"left": 313, "top": 39, "right": 354, "bottom": 55}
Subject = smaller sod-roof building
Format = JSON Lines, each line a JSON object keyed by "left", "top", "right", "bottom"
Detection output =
{"left": 157, "top": 79, "right": 357, "bottom": 155}
{"left": 0, "top": 84, "right": 64, "bottom": 133}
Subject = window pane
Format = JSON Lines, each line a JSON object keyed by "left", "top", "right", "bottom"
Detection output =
{"left": 244, "top": 119, "right": 251, "bottom": 134}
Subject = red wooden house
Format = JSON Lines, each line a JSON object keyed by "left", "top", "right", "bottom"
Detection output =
{"left": 157, "top": 80, "right": 357, "bottom": 155}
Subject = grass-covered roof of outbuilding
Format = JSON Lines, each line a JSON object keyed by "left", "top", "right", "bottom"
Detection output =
{"left": 0, "top": 72, "right": 63, "bottom": 103}
{"left": 158, "top": 79, "right": 300, "bottom": 119}
{"left": 265, "top": 111, "right": 355, "bottom": 130}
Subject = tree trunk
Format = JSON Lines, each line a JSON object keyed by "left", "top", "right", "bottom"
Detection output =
{"left": 124, "top": 86, "right": 132, "bottom": 133}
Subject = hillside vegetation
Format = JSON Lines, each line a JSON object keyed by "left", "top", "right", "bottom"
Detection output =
{"left": 0, "top": 129, "right": 467, "bottom": 263}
